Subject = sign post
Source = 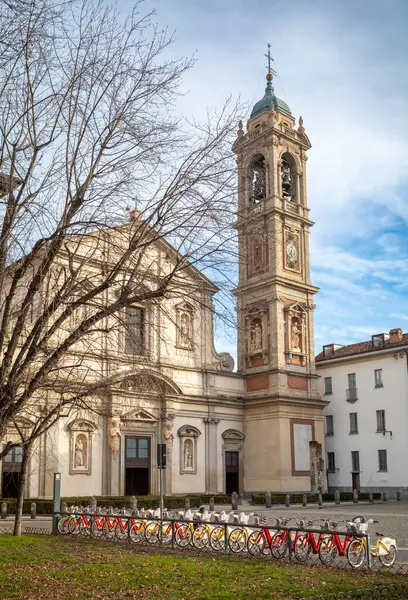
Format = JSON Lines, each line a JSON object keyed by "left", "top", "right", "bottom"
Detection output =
{"left": 52, "top": 472, "right": 61, "bottom": 534}
{"left": 157, "top": 444, "right": 166, "bottom": 544}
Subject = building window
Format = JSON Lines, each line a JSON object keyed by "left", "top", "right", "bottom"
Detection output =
{"left": 374, "top": 369, "right": 383, "bottom": 388}
{"left": 124, "top": 306, "right": 145, "bottom": 355}
{"left": 376, "top": 410, "right": 386, "bottom": 433}
{"left": 325, "top": 415, "right": 334, "bottom": 436}
{"left": 324, "top": 377, "right": 333, "bottom": 395}
{"left": 327, "top": 452, "right": 336, "bottom": 472}
{"left": 349, "top": 412, "right": 358, "bottom": 434}
{"left": 3, "top": 446, "right": 23, "bottom": 463}
{"left": 351, "top": 450, "right": 360, "bottom": 472}
{"left": 348, "top": 373, "right": 356, "bottom": 389}
{"left": 378, "top": 449, "right": 388, "bottom": 472}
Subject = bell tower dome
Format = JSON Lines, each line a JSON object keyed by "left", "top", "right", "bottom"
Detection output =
{"left": 233, "top": 48, "right": 326, "bottom": 493}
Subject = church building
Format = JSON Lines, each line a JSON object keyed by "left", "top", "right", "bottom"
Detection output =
{"left": 1, "top": 61, "right": 326, "bottom": 500}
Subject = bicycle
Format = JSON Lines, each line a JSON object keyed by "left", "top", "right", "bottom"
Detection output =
{"left": 347, "top": 518, "right": 397, "bottom": 569}
{"left": 318, "top": 519, "right": 357, "bottom": 565}
{"left": 227, "top": 512, "right": 254, "bottom": 553}
{"left": 293, "top": 519, "right": 328, "bottom": 562}
{"left": 270, "top": 517, "right": 300, "bottom": 559}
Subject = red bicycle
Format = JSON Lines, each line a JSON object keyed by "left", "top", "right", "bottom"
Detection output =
{"left": 293, "top": 519, "right": 329, "bottom": 562}
{"left": 318, "top": 519, "right": 356, "bottom": 565}
{"left": 270, "top": 517, "right": 302, "bottom": 560}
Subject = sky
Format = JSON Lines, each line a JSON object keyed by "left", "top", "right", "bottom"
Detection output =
{"left": 126, "top": 0, "right": 408, "bottom": 358}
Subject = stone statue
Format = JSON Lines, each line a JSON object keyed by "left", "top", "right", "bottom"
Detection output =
{"left": 183, "top": 439, "right": 193, "bottom": 469}
{"left": 108, "top": 417, "right": 121, "bottom": 453}
{"left": 291, "top": 320, "right": 302, "bottom": 353}
{"left": 163, "top": 420, "right": 174, "bottom": 455}
{"left": 74, "top": 437, "right": 84, "bottom": 468}
{"left": 250, "top": 321, "right": 262, "bottom": 353}
{"left": 281, "top": 161, "right": 292, "bottom": 199}
{"left": 252, "top": 167, "right": 266, "bottom": 202}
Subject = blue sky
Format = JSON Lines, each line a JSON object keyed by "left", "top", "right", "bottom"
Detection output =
{"left": 126, "top": 0, "right": 408, "bottom": 357}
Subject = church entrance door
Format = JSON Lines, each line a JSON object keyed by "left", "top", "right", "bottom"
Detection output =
{"left": 225, "top": 451, "right": 239, "bottom": 494}
{"left": 125, "top": 436, "right": 150, "bottom": 496}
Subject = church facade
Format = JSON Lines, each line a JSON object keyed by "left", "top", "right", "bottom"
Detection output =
{"left": 1, "top": 67, "right": 326, "bottom": 500}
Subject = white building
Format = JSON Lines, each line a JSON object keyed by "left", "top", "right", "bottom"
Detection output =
{"left": 316, "top": 328, "right": 408, "bottom": 499}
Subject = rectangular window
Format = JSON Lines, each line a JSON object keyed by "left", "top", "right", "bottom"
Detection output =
{"left": 138, "top": 439, "right": 149, "bottom": 459}
{"left": 374, "top": 369, "right": 383, "bottom": 387}
{"left": 349, "top": 412, "right": 358, "bottom": 434}
{"left": 376, "top": 410, "right": 386, "bottom": 432}
{"left": 324, "top": 377, "right": 333, "bottom": 395}
{"left": 378, "top": 449, "right": 388, "bottom": 472}
{"left": 327, "top": 452, "right": 336, "bottom": 472}
{"left": 124, "top": 306, "right": 145, "bottom": 355}
{"left": 126, "top": 438, "right": 137, "bottom": 459}
{"left": 325, "top": 415, "right": 334, "bottom": 436}
{"left": 348, "top": 373, "right": 356, "bottom": 389}
{"left": 351, "top": 450, "right": 360, "bottom": 472}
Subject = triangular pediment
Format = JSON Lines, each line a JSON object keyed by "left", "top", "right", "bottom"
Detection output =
{"left": 284, "top": 301, "right": 307, "bottom": 313}
{"left": 122, "top": 407, "right": 156, "bottom": 422}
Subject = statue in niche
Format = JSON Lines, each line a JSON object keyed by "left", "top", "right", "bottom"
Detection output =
{"left": 108, "top": 417, "right": 121, "bottom": 454}
{"left": 291, "top": 318, "right": 302, "bottom": 353}
{"left": 74, "top": 434, "right": 87, "bottom": 468}
{"left": 179, "top": 312, "right": 192, "bottom": 348}
{"left": 250, "top": 156, "right": 266, "bottom": 203}
{"left": 250, "top": 320, "right": 262, "bottom": 353}
{"left": 281, "top": 160, "right": 292, "bottom": 200}
{"left": 183, "top": 439, "right": 193, "bottom": 469}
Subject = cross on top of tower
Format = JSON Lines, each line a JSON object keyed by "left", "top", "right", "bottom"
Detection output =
{"left": 264, "top": 43, "right": 277, "bottom": 81}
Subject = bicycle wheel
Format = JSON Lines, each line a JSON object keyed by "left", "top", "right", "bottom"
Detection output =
{"left": 379, "top": 544, "right": 397, "bottom": 567}
{"left": 103, "top": 519, "right": 117, "bottom": 539}
{"left": 247, "top": 530, "right": 268, "bottom": 556}
{"left": 319, "top": 536, "right": 338, "bottom": 565}
{"left": 145, "top": 521, "right": 160, "bottom": 544}
{"left": 174, "top": 523, "right": 192, "bottom": 548}
{"left": 160, "top": 522, "right": 173, "bottom": 545}
{"left": 129, "top": 520, "right": 145, "bottom": 543}
{"left": 347, "top": 538, "right": 366, "bottom": 568}
{"left": 79, "top": 517, "right": 91, "bottom": 536}
{"left": 68, "top": 517, "right": 81, "bottom": 535}
{"left": 192, "top": 525, "right": 210, "bottom": 549}
{"left": 57, "top": 516, "right": 71, "bottom": 535}
{"left": 90, "top": 519, "right": 105, "bottom": 538}
{"left": 294, "top": 533, "right": 312, "bottom": 562}
{"left": 115, "top": 519, "right": 129, "bottom": 541}
{"left": 270, "top": 531, "right": 288, "bottom": 560}
{"left": 209, "top": 525, "right": 226, "bottom": 551}
{"left": 228, "top": 527, "right": 247, "bottom": 553}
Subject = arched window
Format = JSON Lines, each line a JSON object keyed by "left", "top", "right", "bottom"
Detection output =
{"left": 281, "top": 152, "right": 297, "bottom": 202}
{"left": 249, "top": 154, "right": 266, "bottom": 203}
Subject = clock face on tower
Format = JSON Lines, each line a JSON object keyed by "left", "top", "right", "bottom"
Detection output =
{"left": 285, "top": 238, "right": 299, "bottom": 270}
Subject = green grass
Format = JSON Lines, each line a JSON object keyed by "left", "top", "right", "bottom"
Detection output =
{"left": 0, "top": 535, "right": 403, "bottom": 599}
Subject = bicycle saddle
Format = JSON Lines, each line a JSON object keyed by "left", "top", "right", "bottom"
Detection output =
{"left": 376, "top": 532, "right": 384, "bottom": 537}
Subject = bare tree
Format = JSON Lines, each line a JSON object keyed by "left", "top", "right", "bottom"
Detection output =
{"left": 0, "top": 0, "right": 239, "bottom": 530}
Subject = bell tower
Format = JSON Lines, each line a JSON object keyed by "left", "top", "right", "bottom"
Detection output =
{"left": 233, "top": 49, "right": 326, "bottom": 493}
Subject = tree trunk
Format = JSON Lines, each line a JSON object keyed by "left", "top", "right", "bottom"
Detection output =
{"left": 13, "top": 442, "right": 32, "bottom": 537}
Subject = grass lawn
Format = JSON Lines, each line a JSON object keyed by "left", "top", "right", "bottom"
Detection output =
{"left": 0, "top": 535, "right": 403, "bottom": 600}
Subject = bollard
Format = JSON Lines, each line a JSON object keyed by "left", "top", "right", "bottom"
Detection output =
{"left": 61, "top": 501, "right": 67, "bottom": 514}
{"left": 335, "top": 490, "right": 340, "bottom": 505}
{"left": 90, "top": 496, "right": 97, "bottom": 512}
{"left": 265, "top": 490, "right": 272, "bottom": 509}
{"left": 1, "top": 503, "right": 7, "bottom": 519}
{"left": 383, "top": 491, "right": 388, "bottom": 502}
{"left": 185, "top": 497, "right": 190, "bottom": 510}
{"left": 285, "top": 494, "right": 290, "bottom": 508}
{"left": 353, "top": 489, "right": 358, "bottom": 504}
{"left": 231, "top": 491, "right": 238, "bottom": 511}
{"left": 369, "top": 492, "right": 373, "bottom": 503}
{"left": 30, "top": 502, "right": 36, "bottom": 519}
{"left": 130, "top": 496, "right": 137, "bottom": 512}
{"left": 318, "top": 493, "right": 323, "bottom": 508}
{"left": 302, "top": 494, "right": 307, "bottom": 507}
{"left": 397, "top": 491, "right": 401, "bottom": 501}
{"left": 209, "top": 497, "right": 215, "bottom": 512}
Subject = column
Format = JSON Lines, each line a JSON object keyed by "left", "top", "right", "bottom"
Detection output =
{"left": 204, "top": 416, "right": 220, "bottom": 493}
